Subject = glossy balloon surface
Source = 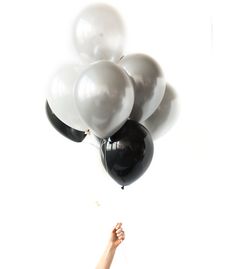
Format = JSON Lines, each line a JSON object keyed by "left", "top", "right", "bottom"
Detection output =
{"left": 74, "top": 3, "right": 125, "bottom": 64}
{"left": 119, "top": 54, "right": 166, "bottom": 122}
{"left": 46, "top": 101, "right": 86, "bottom": 142}
{"left": 46, "top": 64, "right": 87, "bottom": 131}
{"left": 100, "top": 120, "right": 154, "bottom": 187}
{"left": 74, "top": 61, "right": 134, "bottom": 138}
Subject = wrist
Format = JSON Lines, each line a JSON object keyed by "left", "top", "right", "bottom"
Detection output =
{"left": 107, "top": 241, "right": 117, "bottom": 251}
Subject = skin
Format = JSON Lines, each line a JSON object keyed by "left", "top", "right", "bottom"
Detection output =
{"left": 96, "top": 223, "right": 125, "bottom": 269}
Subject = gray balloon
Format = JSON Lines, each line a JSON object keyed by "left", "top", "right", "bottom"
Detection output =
{"left": 119, "top": 53, "right": 166, "bottom": 122}
{"left": 74, "top": 61, "right": 134, "bottom": 138}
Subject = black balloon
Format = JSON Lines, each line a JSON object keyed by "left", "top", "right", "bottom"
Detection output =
{"left": 45, "top": 101, "right": 87, "bottom": 142}
{"left": 100, "top": 120, "right": 154, "bottom": 188}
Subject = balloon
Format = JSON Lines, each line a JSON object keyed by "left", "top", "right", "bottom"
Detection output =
{"left": 74, "top": 61, "right": 134, "bottom": 138}
{"left": 74, "top": 3, "right": 125, "bottom": 64}
{"left": 100, "top": 120, "right": 154, "bottom": 188}
{"left": 46, "top": 101, "right": 87, "bottom": 142}
{"left": 46, "top": 64, "right": 87, "bottom": 131}
{"left": 144, "top": 84, "right": 179, "bottom": 139}
{"left": 119, "top": 53, "right": 166, "bottom": 122}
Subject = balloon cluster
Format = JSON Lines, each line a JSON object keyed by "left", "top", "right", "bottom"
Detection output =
{"left": 46, "top": 4, "right": 167, "bottom": 188}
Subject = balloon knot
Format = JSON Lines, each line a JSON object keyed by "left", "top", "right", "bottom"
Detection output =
{"left": 121, "top": 186, "right": 124, "bottom": 190}
{"left": 85, "top": 129, "right": 90, "bottom": 135}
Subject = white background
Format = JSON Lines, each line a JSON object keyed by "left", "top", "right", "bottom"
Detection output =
{"left": 0, "top": 0, "right": 236, "bottom": 268}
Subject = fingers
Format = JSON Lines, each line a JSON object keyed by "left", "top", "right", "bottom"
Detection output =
{"left": 114, "top": 222, "right": 122, "bottom": 230}
{"left": 115, "top": 223, "right": 125, "bottom": 241}
{"left": 117, "top": 231, "right": 125, "bottom": 241}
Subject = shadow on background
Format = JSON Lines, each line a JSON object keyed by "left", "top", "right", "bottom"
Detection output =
{"left": 143, "top": 83, "right": 179, "bottom": 140}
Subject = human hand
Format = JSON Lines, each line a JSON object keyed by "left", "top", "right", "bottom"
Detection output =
{"left": 110, "top": 223, "right": 125, "bottom": 248}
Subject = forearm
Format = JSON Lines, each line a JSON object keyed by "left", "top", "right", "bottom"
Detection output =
{"left": 96, "top": 243, "right": 117, "bottom": 269}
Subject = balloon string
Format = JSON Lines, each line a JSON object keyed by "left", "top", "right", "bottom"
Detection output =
{"left": 86, "top": 141, "right": 100, "bottom": 150}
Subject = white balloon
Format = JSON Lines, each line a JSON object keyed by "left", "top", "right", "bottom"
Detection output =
{"left": 74, "top": 61, "right": 134, "bottom": 138}
{"left": 46, "top": 64, "right": 87, "bottom": 131}
{"left": 119, "top": 54, "right": 166, "bottom": 123}
{"left": 74, "top": 4, "right": 125, "bottom": 64}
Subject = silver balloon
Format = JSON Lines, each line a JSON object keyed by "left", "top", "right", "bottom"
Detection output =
{"left": 74, "top": 61, "right": 134, "bottom": 138}
{"left": 143, "top": 84, "right": 179, "bottom": 140}
{"left": 46, "top": 64, "right": 87, "bottom": 131}
{"left": 74, "top": 3, "right": 125, "bottom": 64}
{"left": 119, "top": 54, "right": 166, "bottom": 122}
